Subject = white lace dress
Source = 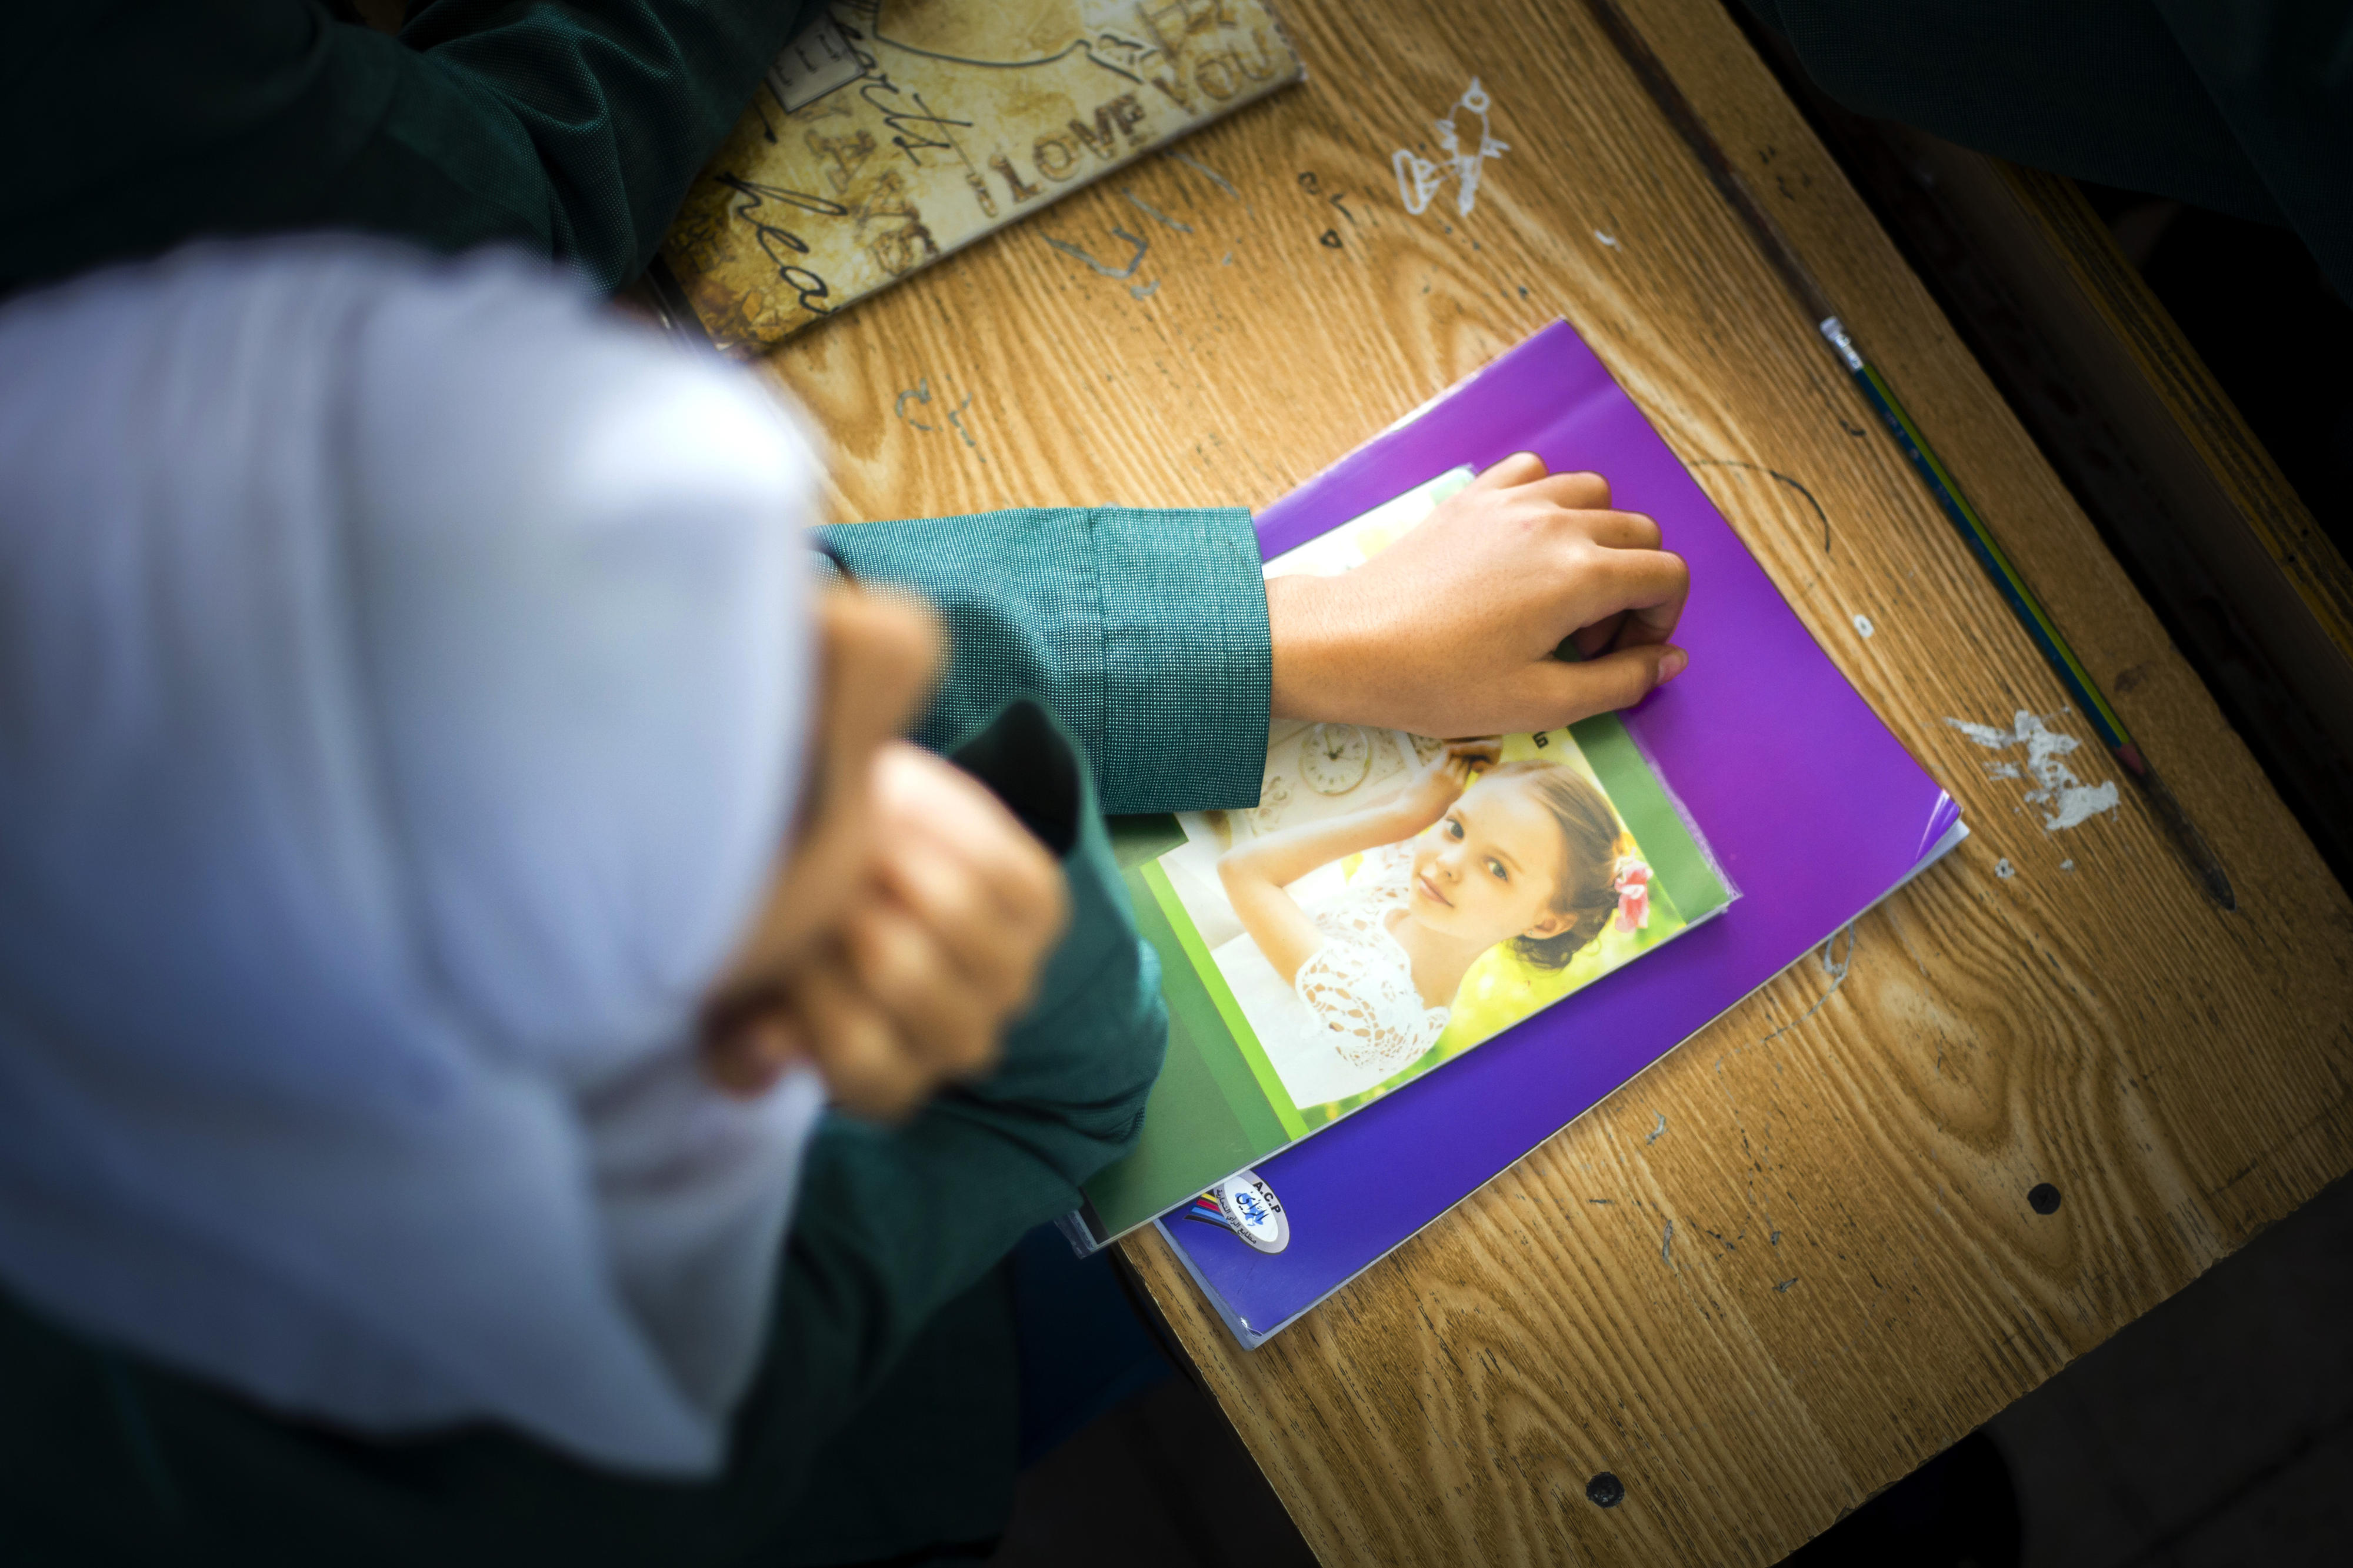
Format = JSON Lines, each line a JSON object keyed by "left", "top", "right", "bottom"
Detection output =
{"left": 1211, "top": 843, "right": 1452, "bottom": 1110}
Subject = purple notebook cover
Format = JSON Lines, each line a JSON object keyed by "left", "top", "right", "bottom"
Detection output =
{"left": 1164, "top": 322, "right": 1960, "bottom": 1338}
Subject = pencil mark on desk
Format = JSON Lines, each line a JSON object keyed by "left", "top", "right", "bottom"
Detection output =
{"left": 893, "top": 374, "right": 984, "bottom": 461}
{"left": 943, "top": 391, "right": 983, "bottom": 459}
{"left": 1166, "top": 150, "right": 1246, "bottom": 208}
{"left": 1594, "top": 229, "right": 1620, "bottom": 248}
{"left": 1646, "top": 1112, "right": 1667, "bottom": 1145}
{"left": 1042, "top": 225, "right": 1148, "bottom": 278}
{"left": 1661, "top": 1220, "right": 1674, "bottom": 1265}
{"left": 1129, "top": 278, "right": 1159, "bottom": 299}
{"left": 1121, "top": 187, "right": 1192, "bottom": 232}
{"left": 892, "top": 376, "right": 935, "bottom": 430}
{"left": 1684, "top": 458, "right": 1830, "bottom": 553}
{"left": 1756, "top": 923, "right": 1856, "bottom": 1045}
{"left": 1774, "top": 1276, "right": 1798, "bottom": 1292}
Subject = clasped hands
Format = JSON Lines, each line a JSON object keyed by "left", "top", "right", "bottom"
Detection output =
{"left": 699, "top": 453, "right": 1687, "bottom": 1120}
{"left": 699, "top": 591, "right": 1069, "bottom": 1120}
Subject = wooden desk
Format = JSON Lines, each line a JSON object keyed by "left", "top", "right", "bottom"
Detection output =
{"left": 754, "top": 0, "right": 2353, "bottom": 1560}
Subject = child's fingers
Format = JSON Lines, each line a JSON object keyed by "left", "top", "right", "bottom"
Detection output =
{"left": 1568, "top": 611, "right": 1625, "bottom": 659}
{"left": 842, "top": 900, "right": 1002, "bottom": 1080}
{"left": 1597, "top": 549, "right": 1690, "bottom": 646}
{"left": 1465, "top": 451, "right": 1609, "bottom": 509}
{"left": 701, "top": 1009, "right": 802, "bottom": 1099}
{"left": 878, "top": 746, "right": 1069, "bottom": 943}
{"left": 796, "top": 963, "right": 931, "bottom": 1122}
{"left": 906, "top": 813, "right": 1068, "bottom": 952}
{"left": 1559, "top": 506, "right": 1657, "bottom": 549}
{"left": 1578, "top": 643, "right": 1689, "bottom": 710}
{"left": 1521, "top": 469, "right": 1612, "bottom": 512}
{"left": 1469, "top": 450, "right": 1549, "bottom": 491}
{"left": 1509, "top": 642, "right": 1689, "bottom": 725}
{"left": 873, "top": 842, "right": 1049, "bottom": 1013}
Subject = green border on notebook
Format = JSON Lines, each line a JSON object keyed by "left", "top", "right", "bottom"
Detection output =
{"left": 1138, "top": 861, "right": 1308, "bottom": 1140}
{"left": 1569, "top": 712, "right": 1729, "bottom": 921}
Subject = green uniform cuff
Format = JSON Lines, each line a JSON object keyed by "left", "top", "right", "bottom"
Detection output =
{"left": 817, "top": 506, "right": 1269, "bottom": 816}
{"left": 1088, "top": 505, "right": 1269, "bottom": 813}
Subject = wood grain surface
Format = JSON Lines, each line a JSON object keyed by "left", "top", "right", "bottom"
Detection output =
{"left": 751, "top": 0, "right": 2353, "bottom": 1561}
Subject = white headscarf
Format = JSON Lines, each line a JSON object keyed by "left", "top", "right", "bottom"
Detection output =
{"left": 0, "top": 240, "right": 825, "bottom": 1476}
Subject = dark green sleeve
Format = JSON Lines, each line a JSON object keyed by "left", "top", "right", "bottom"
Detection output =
{"left": 4, "top": 0, "right": 824, "bottom": 296}
{"left": 817, "top": 506, "right": 1273, "bottom": 815}
{"left": 719, "top": 708, "right": 1168, "bottom": 1540}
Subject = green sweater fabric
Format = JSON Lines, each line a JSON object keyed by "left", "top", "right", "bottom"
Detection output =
{"left": 0, "top": 506, "right": 1271, "bottom": 1566}
{"left": 3, "top": 0, "right": 828, "bottom": 295}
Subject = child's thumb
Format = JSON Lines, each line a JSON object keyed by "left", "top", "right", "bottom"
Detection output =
{"left": 1567, "top": 642, "right": 1688, "bottom": 714}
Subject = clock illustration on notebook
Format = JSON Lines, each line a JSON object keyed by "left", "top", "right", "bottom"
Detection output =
{"left": 1299, "top": 723, "right": 1373, "bottom": 795}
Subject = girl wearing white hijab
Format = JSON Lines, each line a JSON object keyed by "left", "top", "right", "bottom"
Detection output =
{"left": 0, "top": 239, "right": 1690, "bottom": 1563}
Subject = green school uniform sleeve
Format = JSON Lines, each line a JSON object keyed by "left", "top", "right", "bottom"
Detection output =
{"left": 731, "top": 710, "right": 1168, "bottom": 1558}
{"left": 3, "top": 0, "right": 825, "bottom": 296}
{"left": 818, "top": 506, "right": 1274, "bottom": 816}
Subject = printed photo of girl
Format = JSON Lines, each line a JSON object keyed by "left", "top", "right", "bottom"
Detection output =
{"left": 1204, "top": 739, "right": 1653, "bottom": 1112}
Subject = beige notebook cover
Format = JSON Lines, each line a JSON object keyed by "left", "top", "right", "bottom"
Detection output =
{"left": 661, "top": 0, "right": 1302, "bottom": 352}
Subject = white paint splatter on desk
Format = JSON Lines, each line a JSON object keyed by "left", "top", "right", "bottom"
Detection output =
{"left": 1393, "top": 77, "right": 1508, "bottom": 218}
{"left": 1947, "top": 709, "right": 2121, "bottom": 830}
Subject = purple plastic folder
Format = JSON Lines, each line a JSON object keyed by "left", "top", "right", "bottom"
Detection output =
{"left": 1158, "top": 321, "right": 1965, "bottom": 1347}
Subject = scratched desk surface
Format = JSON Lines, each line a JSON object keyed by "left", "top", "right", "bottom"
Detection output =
{"left": 755, "top": 0, "right": 2353, "bottom": 1562}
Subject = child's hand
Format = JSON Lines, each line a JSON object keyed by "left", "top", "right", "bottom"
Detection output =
{"left": 698, "top": 584, "right": 1069, "bottom": 1119}
{"left": 1390, "top": 739, "right": 1502, "bottom": 831}
{"left": 1266, "top": 453, "right": 1688, "bottom": 735}
{"left": 702, "top": 742, "right": 1068, "bottom": 1119}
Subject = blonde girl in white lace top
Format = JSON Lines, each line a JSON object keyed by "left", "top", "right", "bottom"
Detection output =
{"left": 1217, "top": 741, "right": 1632, "bottom": 1108}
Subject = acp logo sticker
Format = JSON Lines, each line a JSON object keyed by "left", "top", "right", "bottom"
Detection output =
{"left": 1177, "top": 1169, "right": 1289, "bottom": 1254}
